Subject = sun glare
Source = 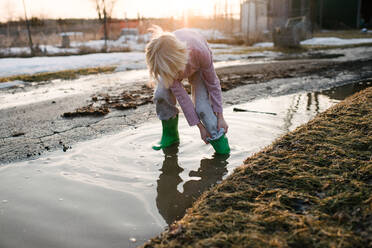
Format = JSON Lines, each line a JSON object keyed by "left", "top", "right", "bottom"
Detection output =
{"left": 180, "top": 0, "right": 214, "bottom": 14}
{"left": 0, "top": 0, "right": 241, "bottom": 22}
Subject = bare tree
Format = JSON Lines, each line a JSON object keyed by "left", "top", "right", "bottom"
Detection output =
{"left": 91, "top": 0, "right": 118, "bottom": 51}
{"left": 22, "top": 0, "right": 34, "bottom": 56}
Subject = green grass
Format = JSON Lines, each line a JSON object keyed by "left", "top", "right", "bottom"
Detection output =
{"left": 143, "top": 86, "right": 372, "bottom": 248}
{"left": 0, "top": 66, "right": 117, "bottom": 83}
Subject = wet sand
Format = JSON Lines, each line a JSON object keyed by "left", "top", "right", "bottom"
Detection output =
{"left": 0, "top": 82, "right": 369, "bottom": 248}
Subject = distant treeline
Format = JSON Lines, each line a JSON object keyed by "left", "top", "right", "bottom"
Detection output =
{"left": 0, "top": 16, "right": 239, "bottom": 36}
{"left": 0, "top": 18, "right": 104, "bottom": 36}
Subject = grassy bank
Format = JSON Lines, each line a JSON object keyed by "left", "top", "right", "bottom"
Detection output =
{"left": 0, "top": 66, "right": 116, "bottom": 83}
{"left": 144, "top": 86, "right": 372, "bottom": 247}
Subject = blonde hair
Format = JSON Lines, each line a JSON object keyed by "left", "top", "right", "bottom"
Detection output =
{"left": 145, "top": 25, "right": 188, "bottom": 88}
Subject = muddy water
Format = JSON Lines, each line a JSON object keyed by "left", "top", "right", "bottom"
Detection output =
{"left": 0, "top": 82, "right": 370, "bottom": 248}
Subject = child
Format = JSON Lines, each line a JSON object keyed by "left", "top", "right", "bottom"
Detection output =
{"left": 145, "top": 26, "right": 230, "bottom": 154}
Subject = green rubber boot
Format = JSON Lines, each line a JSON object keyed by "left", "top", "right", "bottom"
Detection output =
{"left": 152, "top": 115, "right": 180, "bottom": 150}
{"left": 210, "top": 134, "right": 230, "bottom": 155}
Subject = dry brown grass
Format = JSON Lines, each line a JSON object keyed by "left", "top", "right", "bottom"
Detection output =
{"left": 0, "top": 66, "right": 116, "bottom": 83}
{"left": 143, "top": 86, "right": 372, "bottom": 248}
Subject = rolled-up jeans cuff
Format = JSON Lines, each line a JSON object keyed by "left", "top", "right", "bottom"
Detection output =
{"left": 206, "top": 128, "right": 225, "bottom": 142}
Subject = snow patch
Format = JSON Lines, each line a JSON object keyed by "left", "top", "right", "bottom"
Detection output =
{"left": 0, "top": 80, "right": 26, "bottom": 89}
{"left": 301, "top": 37, "right": 372, "bottom": 46}
{"left": 0, "top": 52, "right": 145, "bottom": 77}
{"left": 253, "top": 42, "right": 274, "bottom": 48}
{"left": 253, "top": 37, "right": 372, "bottom": 48}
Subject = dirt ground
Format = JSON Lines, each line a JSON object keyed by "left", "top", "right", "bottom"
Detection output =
{"left": 62, "top": 58, "right": 372, "bottom": 117}
{"left": 0, "top": 46, "right": 372, "bottom": 165}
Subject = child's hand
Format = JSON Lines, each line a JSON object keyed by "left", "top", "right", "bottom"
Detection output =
{"left": 216, "top": 113, "right": 229, "bottom": 134}
{"left": 197, "top": 122, "right": 211, "bottom": 144}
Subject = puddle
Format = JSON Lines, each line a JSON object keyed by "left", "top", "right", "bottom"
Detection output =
{"left": 0, "top": 81, "right": 370, "bottom": 248}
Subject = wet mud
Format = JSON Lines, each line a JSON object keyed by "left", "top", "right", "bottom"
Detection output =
{"left": 218, "top": 58, "right": 372, "bottom": 91}
{"left": 62, "top": 59, "right": 372, "bottom": 118}
{"left": 62, "top": 105, "right": 110, "bottom": 117}
{"left": 1, "top": 48, "right": 372, "bottom": 165}
{"left": 63, "top": 85, "right": 154, "bottom": 117}
{"left": 275, "top": 52, "right": 345, "bottom": 60}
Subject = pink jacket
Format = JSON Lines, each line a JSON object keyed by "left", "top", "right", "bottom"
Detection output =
{"left": 170, "top": 29, "right": 223, "bottom": 126}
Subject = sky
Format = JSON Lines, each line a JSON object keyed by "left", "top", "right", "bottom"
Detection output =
{"left": 0, "top": 0, "right": 241, "bottom": 22}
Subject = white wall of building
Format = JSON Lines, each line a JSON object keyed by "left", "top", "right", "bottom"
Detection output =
{"left": 241, "top": 0, "right": 268, "bottom": 40}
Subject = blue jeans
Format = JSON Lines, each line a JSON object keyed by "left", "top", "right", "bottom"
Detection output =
{"left": 153, "top": 72, "right": 224, "bottom": 141}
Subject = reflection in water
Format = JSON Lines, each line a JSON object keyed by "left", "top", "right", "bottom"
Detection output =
{"left": 283, "top": 94, "right": 301, "bottom": 132}
{"left": 156, "top": 82, "right": 372, "bottom": 225}
{"left": 1, "top": 80, "right": 370, "bottom": 248}
{"left": 282, "top": 80, "right": 371, "bottom": 132}
{"left": 306, "top": 93, "right": 312, "bottom": 111}
{"left": 306, "top": 92, "right": 320, "bottom": 113}
{"left": 156, "top": 145, "right": 229, "bottom": 225}
{"left": 320, "top": 80, "right": 371, "bottom": 100}
{"left": 314, "top": 92, "right": 320, "bottom": 113}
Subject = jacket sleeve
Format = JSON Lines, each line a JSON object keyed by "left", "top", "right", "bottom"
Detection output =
{"left": 199, "top": 48, "right": 223, "bottom": 114}
{"left": 170, "top": 80, "right": 200, "bottom": 126}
